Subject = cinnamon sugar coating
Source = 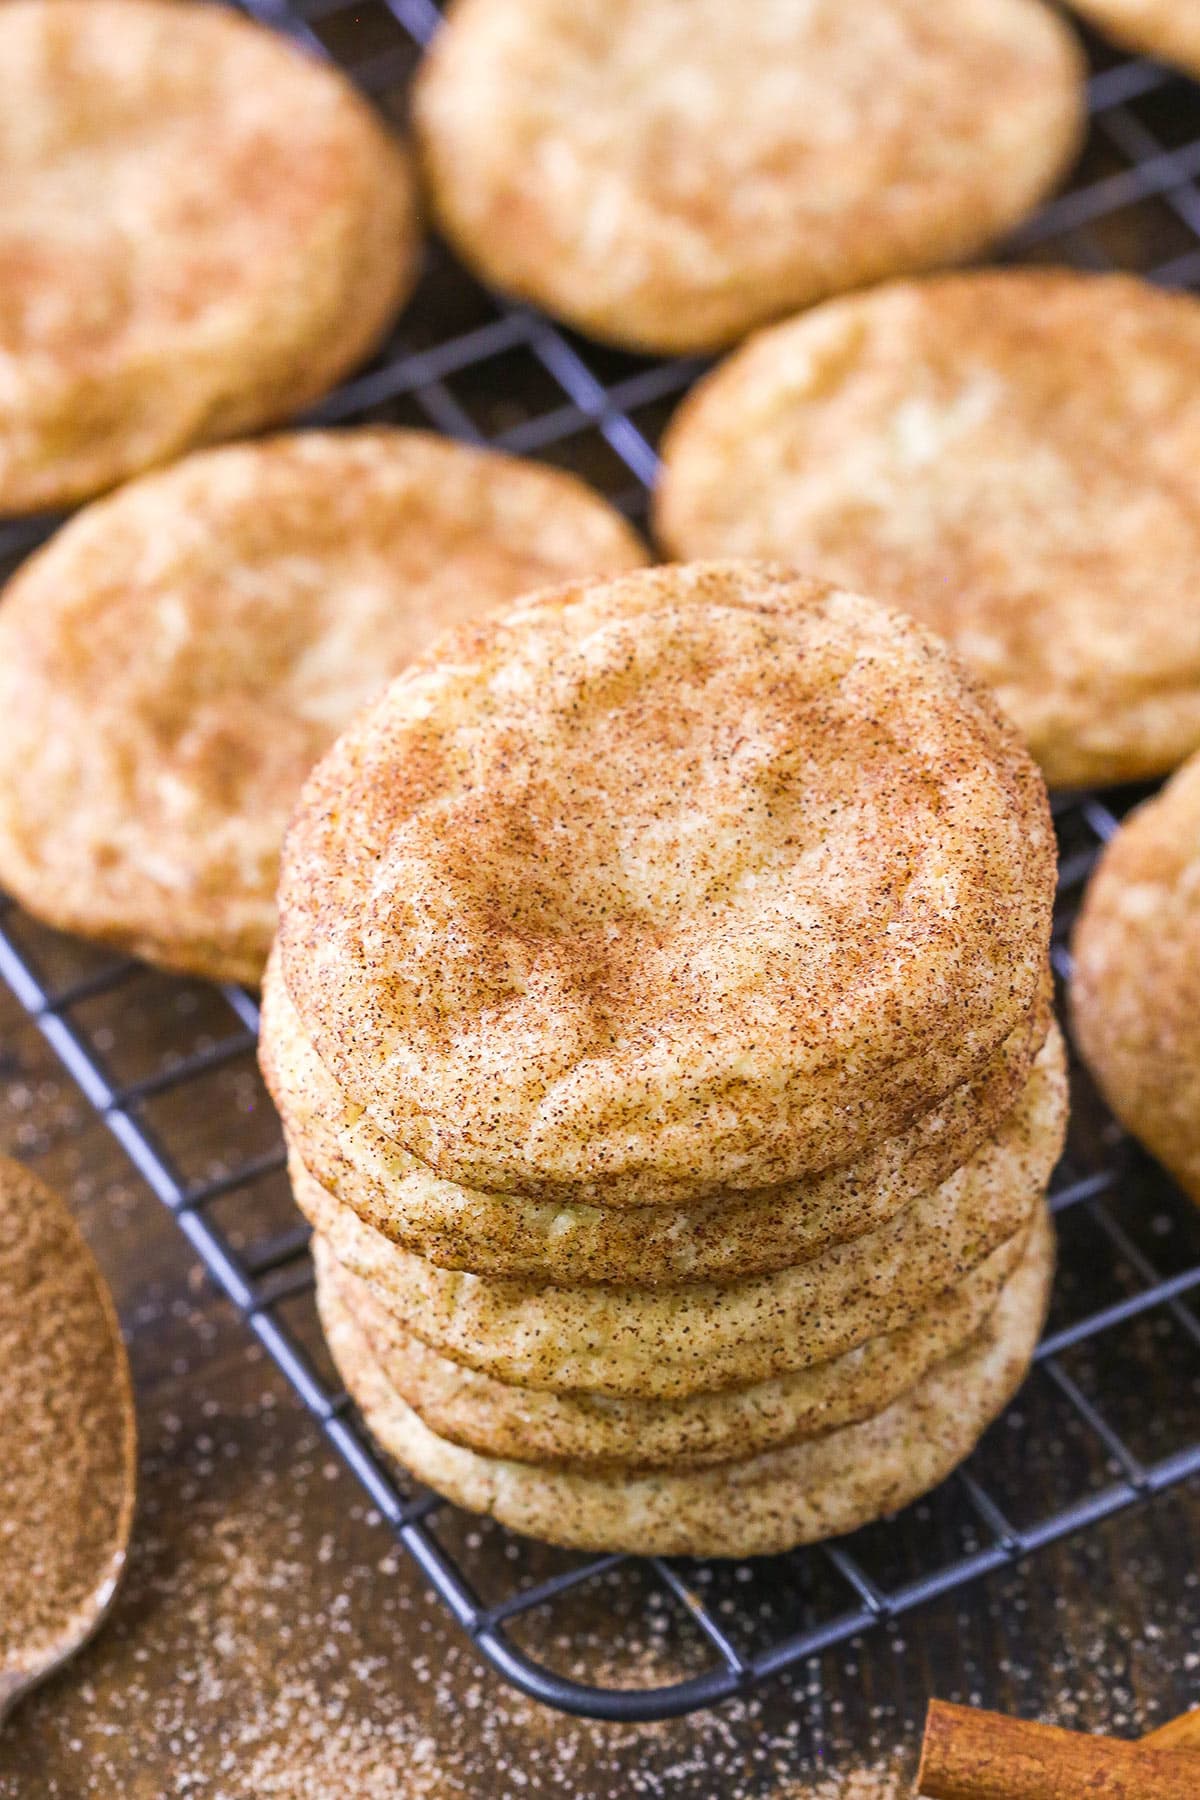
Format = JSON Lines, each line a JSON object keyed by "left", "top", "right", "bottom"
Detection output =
{"left": 0, "top": 431, "right": 646, "bottom": 985}
{"left": 316, "top": 1223, "right": 1028, "bottom": 1471}
{"left": 277, "top": 563, "right": 1056, "bottom": 1204}
{"left": 0, "top": 1156, "right": 136, "bottom": 1714}
{"left": 1068, "top": 1, "right": 1200, "bottom": 75}
{"left": 1072, "top": 754, "right": 1200, "bottom": 1205}
{"left": 262, "top": 945, "right": 1051, "bottom": 1284}
{"left": 656, "top": 270, "right": 1200, "bottom": 788}
{"left": 0, "top": 0, "right": 420, "bottom": 512}
{"left": 413, "top": 0, "right": 1083, "bottom": 352}
{"left": 289, "top": 1024, "right": 1066, "bottom": 1401}
{"left": 316, "top": 1205, "right": 1055, "bottom": 1557}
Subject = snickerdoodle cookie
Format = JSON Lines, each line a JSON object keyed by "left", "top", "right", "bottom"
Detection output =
{"left": 289, "top": 1024, "right": 1065, "bottom": 1400}
{"left": 0, "top": 0, "right": 419, "bottom": 513}
{"left": 316, "top": 1222, "right": 1029, "bottom": 1470}
{"left": 1069, "top": 2, "right": 1200, "bottom": 76}
{"left": 656, "top": 270, "right": 1200, "bottom": 789}
{"left": 317, "top": 1203, "right": 1055, "bottom": 1556}
{"left": 0, "top": 431, "right": 646, "bottom": 984}
{"left": 261, "top": 948, "right": 1051, "bottom": 1283}
{"left": 1072, "top": 755, "right": 1200, "bottom": 1203}
{"left": 412, "top": 0, "right": 1084, "bottom": 353}
{"left": 276, "top": 563, "right": 1055, "bottom": 1205}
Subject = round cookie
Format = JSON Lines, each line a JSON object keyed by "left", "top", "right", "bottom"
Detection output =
{"left": 317, "top": 1204, "right": 1055, "bottom": 1557}
{"left": 0, "top": 0, "right": 420, "bottom": 514}
{"left": 317, "top": 1222, "right": 1030, "bottom": 1470}
{"left": 656, "top": 270, "right": 1200, "bottom": 789}
{"left": 290, "top": 1023, "right": 1066, "bottom": 1399}
{"left": 1071, "top": 755, "right": 1200, "bottom": 1203}
{"left": 1068, "top": 2, "right": 1200, "bottom": 76}
{"left": 0, "top": 431, "right": 646, "bottom": 985}
{"left": 277, "top": 562, "right": 1056, "bottom": 1205}
{"left": 261, "top": 946, "right": 1051, "bottom": 1283}
{"left": 413, "top": 0, "right": 1083, "bottom": 354}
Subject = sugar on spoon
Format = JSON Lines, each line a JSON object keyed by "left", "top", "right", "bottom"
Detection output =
{"left": 0, "top": 1155, "right": 136, "bottom": 1725}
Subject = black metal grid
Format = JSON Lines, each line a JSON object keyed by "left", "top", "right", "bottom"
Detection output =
{"left": 3, "top": 0, "right": 1200, "bottom": 1725}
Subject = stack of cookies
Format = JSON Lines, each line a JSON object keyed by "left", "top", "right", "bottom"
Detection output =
{"left": 262, "top": 562, "right": 1065, "bottom": 1558}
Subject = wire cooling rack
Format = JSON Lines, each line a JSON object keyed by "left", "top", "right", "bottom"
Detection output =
{"left": 4, "top": 0, "right": 1200, "bottom": 1725}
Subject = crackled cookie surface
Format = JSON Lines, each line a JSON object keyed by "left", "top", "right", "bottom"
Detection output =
{"left": 413, "top": 0, "right": 1083, "bottom": 351}
{"left": 0, "top": 0, "right": 421, "bottom": 512}
{"left": 277, "top": 563, "right": 1055, "bottom": 1203}
{"left": 657, "top": 270, "right": 1200, "bottom": 788}
{"left": 0, "top": 431, "right": 646, "bottom": 983}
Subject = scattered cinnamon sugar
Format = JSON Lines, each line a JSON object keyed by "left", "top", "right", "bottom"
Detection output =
{"left": 0, "top": 1154, "right": 135, "bottom": 1716}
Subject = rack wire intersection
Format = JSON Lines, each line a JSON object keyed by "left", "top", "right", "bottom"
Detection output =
{"left": 3, "top": 0, "right": 1200, "bottom": 1723}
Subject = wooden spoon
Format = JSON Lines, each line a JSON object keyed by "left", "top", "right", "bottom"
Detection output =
{"left": 0, "top": 1155, "right": 136, "bottom": 1724}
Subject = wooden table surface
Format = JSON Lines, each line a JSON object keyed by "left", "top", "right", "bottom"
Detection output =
{"left": 0, "top": 957, "right": 1197, "bottom": 1800}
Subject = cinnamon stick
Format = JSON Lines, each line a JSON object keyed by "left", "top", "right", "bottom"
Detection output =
{"left": 1146, "top": 1709, "right": 1200, "bottom": 1753}
{"left": 917, "top": 1699, "right": 1200, "bottom": 1800}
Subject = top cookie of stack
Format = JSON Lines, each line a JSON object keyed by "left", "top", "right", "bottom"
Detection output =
{"left": 272, "top": 560, "right": 1053, "bottom": 1211}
